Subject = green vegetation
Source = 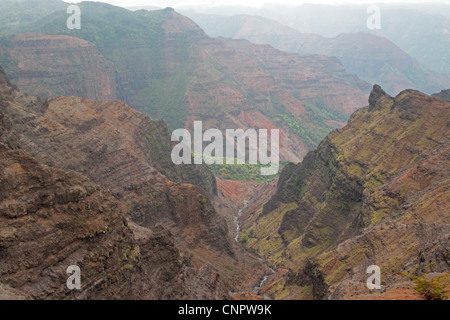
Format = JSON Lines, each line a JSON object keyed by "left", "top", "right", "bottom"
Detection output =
{"left": 119, "top": 245, "right": 141, "bottom": 271}
{"left": 0, "top": 0, "right": 67, "bottom": 34}
{"left": 143, "top": 69, "right": 189, "bottom": 130}
{"left": 245, "top": 202, "right": 299, "bottom": 264}
{"left": 19, "top": 3, "right": 172, "bottom": 43}
{"left": 280, "top": 99, "right": 349, "bottom": 150}
{"left": 402, "top": 263, "right": 449, "bottom": 300}
{"left": 200, "top": 152, "right": 286, "bottom": 183}
{"left": 209, "top": 161, "right": 286, "bottom": 184}
{"left": 240, "top": 229, "right": 249, "bottom": 243}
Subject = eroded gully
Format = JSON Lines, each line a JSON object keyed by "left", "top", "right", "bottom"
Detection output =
{"left": 233, "top": 200, "right": 276, "bottom": 299}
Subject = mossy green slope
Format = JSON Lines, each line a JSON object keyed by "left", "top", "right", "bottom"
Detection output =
{"left": 244, "top": 85, "right": 450, "bottom": 299}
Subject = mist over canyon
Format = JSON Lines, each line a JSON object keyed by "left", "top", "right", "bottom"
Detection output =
{"left": 0, "top": 0, "right": 449, "bottom": 301}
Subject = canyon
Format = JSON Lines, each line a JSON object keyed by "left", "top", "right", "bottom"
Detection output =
{"left": 0, "top": 3, "right": 372, "bottom": 164}
{"left": 0, "top": 64, "right": 266, "bottom": 299}
{"left": 2, "top": 60, "right": 447, "bottom": 299}
{"left": 0, "top": 2, "right": 448, "bottom": 301}
{"left": 240, "top": 85, "right": 450, "bottom": 299}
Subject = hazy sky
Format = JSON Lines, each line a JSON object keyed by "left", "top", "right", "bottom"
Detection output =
{"left": 71, "top": 0, "right": 450, "bottom": 8}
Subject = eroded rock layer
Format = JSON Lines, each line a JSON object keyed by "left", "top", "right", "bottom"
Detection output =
{"left": 0, "top": 64, "right": 243, "bottom": 299}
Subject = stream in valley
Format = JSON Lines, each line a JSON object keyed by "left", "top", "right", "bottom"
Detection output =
{"left": 233, "top": 200, "right": 248, "bottom": 242}
{"left": 233, "top": 200, "right": 275, "bottom": 298}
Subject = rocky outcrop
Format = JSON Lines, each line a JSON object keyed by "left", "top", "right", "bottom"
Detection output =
{"left": 286, "top": 260, "right": 328, "bottom": 300}
{"left": 0, "top": 65, "right": 237, "bottom": 299}
{"left": 0, "top": 144, "right": 229, "bottom": 299}
{"left": 244, "top": 85, "right": 450, "bottom": 299}
{"left": 0, "top": 63, "right": 227, "bottom": 248}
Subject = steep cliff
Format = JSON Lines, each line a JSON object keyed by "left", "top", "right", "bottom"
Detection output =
{"left": 0, "top": 64, "right": 248, "bottom": 299}
{"left": 0, "top": 33, "right": 117, "bottom": 101}
{"left": 1, "top": 59, "right": 227, "bottom": 246}
{"left": 242, "top": 85, "right": 450, "bottom": 299}
{"left": 0, "top": 143, "right": 229, "bottom": 300}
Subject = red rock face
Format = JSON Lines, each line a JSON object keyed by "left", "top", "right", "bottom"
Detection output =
{"left": 0, "top": 73, "right": 231, "bottom": 252}
{"left": 0, "top": 144, "right": 231, "bottom": 300}
{"left": 0, "top": 33, "right": 117, "bottom": 101}
{"left": 180, "top": 34, "right": 369, "bottom": 162}
{"left": 219, "top": 38, "right": 370, "bottom": 115}
{"left": 156, "top": 13, "right": 369, "bottom": 161}
{"left": 0, "top": 65, "right": 260, "bottom": 299}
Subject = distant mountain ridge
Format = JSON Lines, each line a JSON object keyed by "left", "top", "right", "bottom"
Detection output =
{"left": 181, "top": 4, "right": 450, "bottom": 75}
{"left": 184, "top": 13, "right": 450, "bottom": 95}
